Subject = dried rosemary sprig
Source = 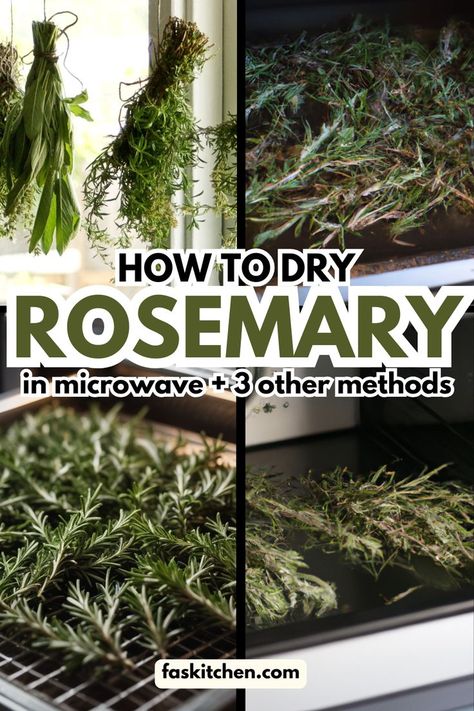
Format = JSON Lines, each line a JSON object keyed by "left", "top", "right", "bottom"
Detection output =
{"left": 0, "top": 42, "right": 34, "bottom": 239}
{"left": 0, "top": 405, "right": 235, "bottom": 669}
{"left": 246, "top": 529, "right": 337, "bottom": 627}
{"left": 83, "top": 17, "right": 209, "bottom": 253}
{"left": 247, "top": 20, "right": 474, "bottom": 247}
{"left": 2, "top": 20, "right": 91, "bottom": 254}
{"left": 246, "top": 466, "right": 339, "bottom": 628}
{"left": 249, "top": 466, "right": 474, "bottom": 587}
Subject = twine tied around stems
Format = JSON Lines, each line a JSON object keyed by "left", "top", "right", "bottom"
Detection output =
{"left": 33, "top": 49, "right": 59, "bottom": 62}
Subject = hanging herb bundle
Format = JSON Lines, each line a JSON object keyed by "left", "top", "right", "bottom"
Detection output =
{"left": 247, "top": 20, "right": 474, "bottom": 247}
{"left": 207, "top": 113, "right": 238, "bottom": 248}
{"left": 1, "top": 19, "right": 91, "bottom": 254}
{"left": 0, "top": 405, "right": 235, "bottom": 668}
{"left": 83, "top": 17, "right": 209, "bottom": 252}
{"left": 208, "top": 113, "right": 237, "bottom": 219}
{"left": 0, "top": 44, "right": 18, "bottom": 122}
{"left": 247, "top": 466, "right": 474, "bottom": 627}
{"left": 0, "top": 42, "right": 34, "bottom": 239}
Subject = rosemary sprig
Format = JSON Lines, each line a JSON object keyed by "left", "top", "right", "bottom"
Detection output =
{"left": 246, "top": 530, "right": 337, "bottom": 627}
{"left": 135, "top": 555, "right": 235, "bottom": 627}
{"left": 207, "top": 114, "right": 237, "bottom": 248}
{"left": 248, "top": 465, "right": 474, "bottom": 606}
{"left": 126, "top": 586, "right": 183, "bottom": 658}
{"left": 207, "top": 114, "right": 237, "bottom": 220}
{"left": 0, "top": 405, "right": 236, "bottom": 669}
{"left": 246, "top": 20, "right": 474, "bottom": 247}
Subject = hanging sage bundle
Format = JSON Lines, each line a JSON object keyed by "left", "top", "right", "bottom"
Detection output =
{"left": 2, "top": 20, "right": 91, "bottom": 254}
{"left": 83, "top": 17, "right": 209, "bottom": 252}
{"left": 0, "top": 42, "right": 34, "bottom": 239}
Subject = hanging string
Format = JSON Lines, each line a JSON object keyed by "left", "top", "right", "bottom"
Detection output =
{"left": 43, "top": 0, "right": 47, "bottom": 22}
{"left": 18, "top": 10, "right": 83, "bottom": 91}
{"left": 10, "top": 0, "right": 14, "bottom": 62}
{"left": 48, "top": 11, "right": 84, "bottom": 91}
{"left": 49, "top": 10, "right": 79, "bottom": 34}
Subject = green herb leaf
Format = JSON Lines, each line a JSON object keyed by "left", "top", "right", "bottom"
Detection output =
{"left": 68, "top": 103, "right": 93, "bottom": 121}
{"left": 29, "top": 170, "right": 55, "bottom": 252}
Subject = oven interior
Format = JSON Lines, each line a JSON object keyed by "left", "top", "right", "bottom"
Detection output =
{"left": 246, "top": 314, "right": 474, "bottom": 655}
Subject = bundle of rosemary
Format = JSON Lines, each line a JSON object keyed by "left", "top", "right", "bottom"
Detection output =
{"left": 0, "top": 42, "right": 33, "bottom": 239}
{"left": 208, "top": 113, "right": 238, "bottom": 220}
{"left": 0, "top": 405, "right": 235, "bottom": 668}
{"left": 247, "top": 466, "right": 473, "bottom": 627}
{"left": 1, "top": 20, "right": 91, "bottom": 254}
{"left": 84, "top": 17, "right": 209, "bottom": 252}
{"left": 207, "top": 113, "right": 238, "bottom": 248}
{"left": 247, "top": 20, "right": 474, "bottom": 247}
{"left": 0, "top": 44, "right": 17, "bottom": 120}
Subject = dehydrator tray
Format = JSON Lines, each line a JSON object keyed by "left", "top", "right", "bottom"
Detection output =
{"left": 0, "top": 389, "right": 236, "bottom": 711}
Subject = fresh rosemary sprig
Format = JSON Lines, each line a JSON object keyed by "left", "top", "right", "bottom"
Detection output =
{"left": 0, "top": 405, "right": 236, "bottom": 669}
{"left": 207, "top": 114, "right": 237, "bottom": 220}
{"left": 246, "top": 20, "right": 474, "bottom": 247}
{"left": 207, "top": 114, "right": 237, "bottom": 248}
{"left": 2, "top": 575, "right": 132, "bottom": 669}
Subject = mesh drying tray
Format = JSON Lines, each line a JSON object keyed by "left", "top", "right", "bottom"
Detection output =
{"left": 0, "top": 623, "right": 234, "bottom": 711}
{"left": 0, "top": 390, "right": 236, "bottom": 711}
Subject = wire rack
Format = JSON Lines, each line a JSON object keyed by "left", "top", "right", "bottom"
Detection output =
{"left": 0, "top": 624, "right": 235, "bottom": 711}
{"left": 0, "top": 393, "right": 237, "bottom": 711}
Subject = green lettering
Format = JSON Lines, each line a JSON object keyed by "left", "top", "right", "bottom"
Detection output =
{"left": 295, "top": 296, "right": 354, "bottom": 358}
{"left": 134, "top": 295, "right": 178, "bottom": 359}
{"left": 226, "top": 295, "right": 293, "bottom": 357}
{"left": 407, "top": 295, "right": 463, "bottom": 358}
{"left": 16, "top": 296, "right": 65, "bottom": 358}
{"left": 358, "top": 296, "right": 406, "bottom": 358}
{"left": 186, "top": 296, "right": 221, "bottom": 358}
{"left": 68, "top": 296, "right": 128, "bottom": 358}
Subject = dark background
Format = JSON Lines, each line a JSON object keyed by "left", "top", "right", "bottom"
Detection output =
{"left": 247, "top": 0, "right": 474, "bottom": 39}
